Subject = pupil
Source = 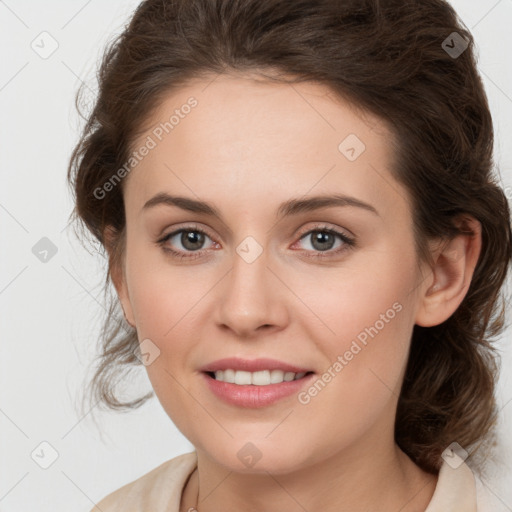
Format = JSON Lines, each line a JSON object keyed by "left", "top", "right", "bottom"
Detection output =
{"left": 313, "top": 231, "right": 334, "bottom": 251}
{"left": 182, "top": 231, "right": 204, "bottom": 250}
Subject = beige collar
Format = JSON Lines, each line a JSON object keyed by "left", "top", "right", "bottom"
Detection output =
{"left": 425, "top": 461, "right": 477, "bottom": 512}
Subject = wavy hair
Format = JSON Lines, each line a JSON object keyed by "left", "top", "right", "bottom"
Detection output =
{"left": 67, "top": 0, "right": 512, "bottom": 474}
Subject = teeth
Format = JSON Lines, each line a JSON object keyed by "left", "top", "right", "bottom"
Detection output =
{"left": 213, "top": 369, "right": 308, "bottom": 385}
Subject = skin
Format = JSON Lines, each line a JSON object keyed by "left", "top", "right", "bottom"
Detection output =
{"left": 106, "top": 72, "right": 482, "bottom": 512}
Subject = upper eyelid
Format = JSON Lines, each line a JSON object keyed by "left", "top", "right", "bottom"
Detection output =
{"left": 295, "top": 223, "right": 354, "bottom": 239}
{"left": 163, "top": 224, "right": 215, "bottom": 241}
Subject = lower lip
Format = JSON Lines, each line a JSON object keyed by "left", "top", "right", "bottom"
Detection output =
{"left": 201, "top": 372, "right": 314, "bottom": 408}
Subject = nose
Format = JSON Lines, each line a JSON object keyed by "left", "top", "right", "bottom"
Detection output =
{"left": 214, "top": 242, "right": 288, "bottom": 338}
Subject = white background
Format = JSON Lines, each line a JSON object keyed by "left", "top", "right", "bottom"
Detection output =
{"left": 0, "top": 1, "right": 511, "bottom": 510}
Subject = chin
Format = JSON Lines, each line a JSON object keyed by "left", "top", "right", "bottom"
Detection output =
{"left": 199, "top": 438, "right": 318, "bottom": 475}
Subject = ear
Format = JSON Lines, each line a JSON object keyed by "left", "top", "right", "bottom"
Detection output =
{"left": 103, "top": 225, "right": 136, "bottom": 329}
{"left": 415, "top": 215, "right": 482, "bottom": 327}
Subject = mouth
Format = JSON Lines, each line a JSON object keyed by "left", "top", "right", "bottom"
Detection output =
{"left": 201, "top": 368, "right": 316, "bottom": 408}
{"left": 199, "top": 357, "right": 316, "bottom": 407}
{"left": 204, "top": 369, "right": 315, "bottom": 386}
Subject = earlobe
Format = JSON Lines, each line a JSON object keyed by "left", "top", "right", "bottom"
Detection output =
{"left": 120, "top": 303, "right": 136, "bottom": 329}
{"left": 116, "top": 273, "right": 135, "bottom": 328}
{"left": 415, "top": 216, "right": 482, "bottom": 327}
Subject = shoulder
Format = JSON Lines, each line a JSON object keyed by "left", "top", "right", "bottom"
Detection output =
{"left": 426, "top": 459, "right": 506, "bottom": 512}
{"left": 90, "top": 451, "right": 198, "bottom": 512}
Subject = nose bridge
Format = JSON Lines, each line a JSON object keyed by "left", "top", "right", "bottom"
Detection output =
{"left": 216, "top": 236, "right": 280, "bottom": 334}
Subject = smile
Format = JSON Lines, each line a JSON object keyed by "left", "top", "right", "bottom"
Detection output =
{"left": 209, "top": 369, "right": 311, "bottom": 385}
{"left": 202, "top": 370, "right": 315, "bottom": 408}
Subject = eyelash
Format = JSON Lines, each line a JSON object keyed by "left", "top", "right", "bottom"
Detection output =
{"left": 156, "top": 223, "right": 356, "bottom": 261}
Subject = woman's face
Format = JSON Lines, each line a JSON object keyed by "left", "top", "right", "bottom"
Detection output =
{"left": 114, "top": 73, "right": 433, "bottom": 473}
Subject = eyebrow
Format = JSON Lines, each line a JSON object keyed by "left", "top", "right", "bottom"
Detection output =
{"left": 142, "top": 193, "right": 379, "bottom": 219}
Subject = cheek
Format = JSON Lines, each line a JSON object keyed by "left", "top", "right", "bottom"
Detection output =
{"left": 125, "top": 257, "right": 203, "bottom": 427}
{"left": 297, "top": 247, "right": 415, "bottom": 344}
{"left": 120, "top": 236, "right": 420, "bottom": 467}
{"left": 124, "top": 251, "right": 217, "bottom": 399}
{"left": 297, "top": 252, "right": 417, "bottom": 402}
{"left": 287, "top": 286, "right": 415, "bottom": 456}
{"left": 124, "top": 243, "right": 201, "bottom": 337}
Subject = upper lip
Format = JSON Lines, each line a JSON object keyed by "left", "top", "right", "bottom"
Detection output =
{"left": 200, "top": 357, "right": 312, "bottom": 373}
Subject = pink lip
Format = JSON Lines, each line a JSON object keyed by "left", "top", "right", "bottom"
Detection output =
{"left": 201, "top": 372, "right": 315, "bottom": 408}
{"left": 200, "top": 357, "right": 312, "bottom": 373}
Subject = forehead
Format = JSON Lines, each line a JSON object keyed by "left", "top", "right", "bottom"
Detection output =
{"left": 133, "top": 72, "right": 389, "bottom": 153}
{"left": 124, "top": 73, "right": 408, "bottom": 221}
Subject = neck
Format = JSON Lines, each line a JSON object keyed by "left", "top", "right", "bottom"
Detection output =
{"left": 180, "top": 440, "right": 437, "bottom": 512}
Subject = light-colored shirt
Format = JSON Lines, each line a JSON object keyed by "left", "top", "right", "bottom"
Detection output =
{"left": 90, "top": 450, "right": 494, "bottom": 511}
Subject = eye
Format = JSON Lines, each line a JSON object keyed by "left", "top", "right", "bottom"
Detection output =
{"left": 156, "top": 223, "right": 356, "bottom": 261}
{"left": 157, "top": 224, "right": 217, "bottom": 260}
{"left": 293, "top": 225, "right": 356, "bottom": 259}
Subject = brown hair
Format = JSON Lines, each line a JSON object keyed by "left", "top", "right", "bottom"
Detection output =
{"left": 67, "top": 0, "right": 512, "bottom": 474}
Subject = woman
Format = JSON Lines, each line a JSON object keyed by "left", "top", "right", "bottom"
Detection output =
{"left": 67, "top": 0, "right": 512, "bottom": 510}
